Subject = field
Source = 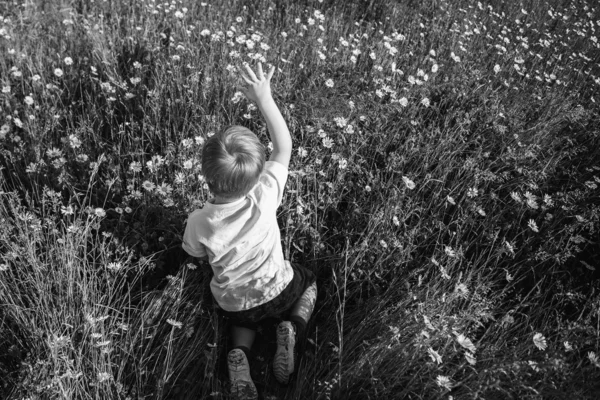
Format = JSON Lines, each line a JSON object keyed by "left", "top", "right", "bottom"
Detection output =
{"left": 1, "top": 0, "right": 599, "bottom": 398}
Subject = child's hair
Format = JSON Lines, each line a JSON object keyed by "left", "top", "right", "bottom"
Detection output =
{"left": 201, "top": 125, "right": 265, "bottom": 198}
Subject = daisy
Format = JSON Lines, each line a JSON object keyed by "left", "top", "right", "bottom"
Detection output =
{"left": 533, "top": 332, "right": 547, "bottom": 350}
{"left": 402, "top": 176, "right": 415, "bottom": 189}
{"left": 142, "top": 181, "right": 155, "bottom": 191}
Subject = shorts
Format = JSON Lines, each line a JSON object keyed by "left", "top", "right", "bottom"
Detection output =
{"left": 218, "top": 262, "right": 316, "bottom": 330}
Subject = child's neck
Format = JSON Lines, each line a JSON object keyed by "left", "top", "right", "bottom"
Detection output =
{"left": 213, "top": 195, "right": 243, "bottom": 205}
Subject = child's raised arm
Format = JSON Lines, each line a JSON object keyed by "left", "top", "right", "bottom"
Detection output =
{"left": 240, "top": 62, "right": 292, "bottom": 169}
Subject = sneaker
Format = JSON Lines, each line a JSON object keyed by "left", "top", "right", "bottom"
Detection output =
{"left": 228, "top": 348, "right": 258, "bottom": 400}
{"left": 273, "top": 321, "right": 295, "bottom": 384}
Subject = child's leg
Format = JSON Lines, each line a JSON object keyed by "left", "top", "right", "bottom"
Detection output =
{"left": 229, "top": 325, "right": 258, "bottom": 399}
{"left": 289, "top": 281, "right": 317, "bottom": 338}
{"left": 273, "top": 282, "right": 317, "bottom": 384}
{"left": 231, "top": 325, "right": 256, "bottom": 357}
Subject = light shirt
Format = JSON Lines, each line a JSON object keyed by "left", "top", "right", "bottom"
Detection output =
{"left": 182, "top": 161, "right": 293, "bottom": 312}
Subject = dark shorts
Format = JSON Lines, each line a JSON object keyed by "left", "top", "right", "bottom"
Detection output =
{"left": 218, "top": 262, "right": 316, "bottom": 330}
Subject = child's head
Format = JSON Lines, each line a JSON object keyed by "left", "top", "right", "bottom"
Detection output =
{"left": 202, "top": 125, "right": 265, "bottom": 199}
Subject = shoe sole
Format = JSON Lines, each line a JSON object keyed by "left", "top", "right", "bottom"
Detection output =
{"left": 228, "top": 350, "right": 258, "bottom": 400}
{"left": 273, "top": 322, "right": 295, "bottom": 384}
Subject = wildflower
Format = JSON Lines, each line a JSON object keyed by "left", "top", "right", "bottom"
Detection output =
{"left": 183, "top": 159, "right": 194, "bottom": 169}
{"left": 399, "top": 97, "right": 408, "bottom": 107}
{"left": 64, "top": 57, "right": 73, "bottom": 65}
{"left": 142, "top": 181, "right": 155, "bottom": 191}
{"left": 297, "top": 147, "right": 307, "bottom": 158}
{"left": 528, "top": 360, "right": 540, "bottom": 372}
{"left": 446, "top": 195, "right": 456, "bottom": 205}
{"left": 510, "top": 192, "right": 522, "bottom": 203}
{"left": 325, "top": 79, "right": 334, "bottom": 88}
{"left": 369, "top": 52, "right": 376, "bottom": 60}
{"left": 0, "top": 124, "right": 9, "bottom": 138}
{"left": 527, "top": 219, "right": 539, "bottom": 233}
{"left": 455, "top": 283, "right": 469, "bottom": 298}
{"left": 97, "top": 372, "right": 112, "bottom": 382}
{"left": 439, "top": 266, "right": 450, "bottom": 279}
{"left": 533, "top": 332, "right": 547, "bottom": 350}
{"left": 465, "top": 352, "right": 476, "bottom": 365}
{"left": 588, "top": 352, "right": 600, "bottom": 367}
{"left": 187, "top": 263, "right": 198, "bottom": 270}
{"left": 13, "top": 118, "right": 23, "bottom": 128}
{"left": 421, "top": 98, "right": 430, "bottom": 107}
{"left": 107, "top": 262, "right": 123, "bottom": 271}
{"left": 563, "top": 341, "right": 573, "bottom": 351}
{"left": 61, "top": 205, "right": 75, "bottom": 215}
{"left": 436, "top": 375, "right": 452, "bottom": 390}
{"left": 467, "top": 187, "right": 478, "bottom": 197}
{"left": 431, "top": 64, "right": 439, "bottom": 73}
{"left": 402, "top": 176, "right": 416, "bottom": 190}
{"left": 174, "top": 10, "right": 184, "bottom": 19}
{"left": 455, "top": 333, "right": 476, "bottom": 352}
{"left": 115, "top": 207, "right": 123, "bottom": 214}
{"left": 524, "top": 191, "right": 538, "bottom": 209}
{"left": 124, "top": 207, "right": 132, "bottom": 214}
{"left": 334, "top": 117, "right": 347, "bottom": 128}
{"left": 428, "top": 347, "right": 442, "bottom": 364}
{"left": 167, "top": 318, "right": 183, "bottom": 328}
{"left": 24, "top": 96, "right": 34, "bottom": 105}
{"left": 94, "top": 208, "right": 106, "bottom": 218}
{"left": 392, "top": 215, "right": 399, "bottom": 226}
{"left": 444, "top": 246, "right": 457, "bottom": 258}
{"left": 155, "top": 182, "right": 173, "bottom": 197}
{"left": 344, "top": 125, "right": 354, "bottom": 134}
{"left": 69, "top": 134, "right": 81, "bottom": 149}
{"left": 2, "top": 86, "right": 10, "bottom": 93}
{"left": 54, "top": 68, "right": 64, "bottom": 77}
{"left": 46, "top": 148, "right": 63, "bottom": 158}
{"left": 129, "top": 161, "right": 142, "bottom": 173}
{"left": 172, "top": 55, "right": 180, "bottom": 61}
{"left": 338, "top": 158, "right": 348, "bottom": 170}
{"left": 322, "top": 137, "right": 334, "bottom": 148}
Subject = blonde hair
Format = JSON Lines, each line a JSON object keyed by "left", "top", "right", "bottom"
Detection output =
{"left": 201, "top": 125, "right": 265, "bottom": 198}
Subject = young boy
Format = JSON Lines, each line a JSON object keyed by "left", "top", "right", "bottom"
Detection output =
{"left": 182, "top": 62, "right": 317, "bottom": 400}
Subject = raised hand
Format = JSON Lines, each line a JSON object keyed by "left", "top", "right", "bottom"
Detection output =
{"left": 239, "top": 61, "right": 276, "bottom": 104}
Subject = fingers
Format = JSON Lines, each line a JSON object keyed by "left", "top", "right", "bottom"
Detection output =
{"left": 267, "top": 64, "right": 275, "bottom": 80}
{"left": 239, "top": 70, "right": 254, "bottom": 85}
{"left": 257, "top": 61, "right": 264, "bottom": 79}
{"left": 243, "top": 62, "right": 258, "bottom": 81}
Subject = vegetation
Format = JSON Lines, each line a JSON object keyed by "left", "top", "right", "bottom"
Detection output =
{"left": 1, "top": 0, "right": 599, "bottom": 398}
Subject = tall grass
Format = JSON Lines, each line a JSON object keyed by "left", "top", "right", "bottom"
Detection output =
{"left": 1, "top": 0, "right": 599, "bottom": 398}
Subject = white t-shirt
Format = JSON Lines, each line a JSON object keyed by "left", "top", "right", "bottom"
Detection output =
{"left": 182, "top": 161, "right": 293, "bottom": 312}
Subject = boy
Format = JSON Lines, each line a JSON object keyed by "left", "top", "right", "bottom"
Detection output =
{"left": 182, "top": 62, "right": 317, "bottom": 400}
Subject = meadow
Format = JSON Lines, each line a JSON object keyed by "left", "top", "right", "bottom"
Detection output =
{"left": 1, "top": 0, "right": 599, "bottom": 398}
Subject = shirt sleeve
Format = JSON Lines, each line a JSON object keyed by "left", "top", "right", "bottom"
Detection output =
{"left": 182, "top": 214, "right": 208, "bottom": 258}
{"left": 260, "top": 161, "right": 289, "bottom": 208}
